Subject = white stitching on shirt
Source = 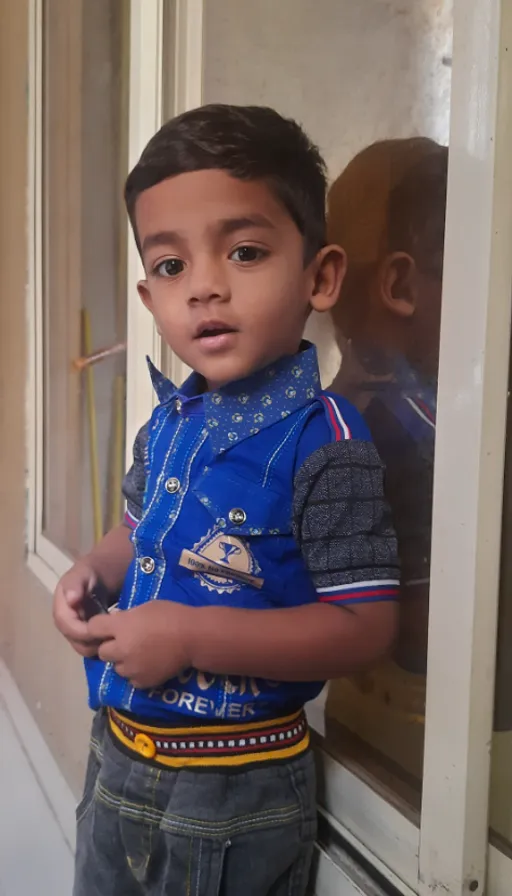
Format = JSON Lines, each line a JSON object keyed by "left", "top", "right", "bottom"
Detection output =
{"left": 126, "top": 427, "right": 208, "bottom": 710}
{"left": 98, "top": 407, "right": 179, "bottom": 704}
{"left": 261, "top": 407, "right": 311, "bottom": 489}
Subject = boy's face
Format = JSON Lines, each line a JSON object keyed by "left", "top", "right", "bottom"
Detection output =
{"left": 135, "top": 170, "right": 344, "bottom": 389}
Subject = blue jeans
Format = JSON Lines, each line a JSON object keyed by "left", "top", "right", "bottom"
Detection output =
{"left": 74, "top": 711, "right": 317, "bottom": 895}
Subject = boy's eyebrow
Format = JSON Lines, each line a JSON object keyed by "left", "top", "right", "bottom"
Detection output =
{"left": 141, "top": 215, "right": 276, "bottom": 255}
{"left": 216, "top": 215, "right": 276, "bottom": 235}
{"left": 141, "top": 230, "right": 183, "bottom": 254}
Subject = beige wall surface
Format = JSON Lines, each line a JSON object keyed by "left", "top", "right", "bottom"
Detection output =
{"left": 0, "top": 0, "right": 89, "bottom": 797}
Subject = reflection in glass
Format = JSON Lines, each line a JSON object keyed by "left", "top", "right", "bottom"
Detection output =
{"left": 491, "top": 316, "right": 512, "bottom": 845}
{"left": 326, "top": 140, "right": 448, "bottom": 793}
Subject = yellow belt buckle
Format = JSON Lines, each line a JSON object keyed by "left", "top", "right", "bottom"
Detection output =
{"left": 134, "top": 732, "right": 157, "bottom": 760}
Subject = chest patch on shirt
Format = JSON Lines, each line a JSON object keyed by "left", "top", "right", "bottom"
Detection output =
{"left": 179, "top": 528, "right": 263, "bottom": 593}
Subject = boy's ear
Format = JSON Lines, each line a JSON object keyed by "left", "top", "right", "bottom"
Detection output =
{"left": 377, "top": 252, "right": 418, "bottom": 319}
{"left": 137, "top": 279, "right": 153, "bottom": 312}
{"left": 138, "top": 280, "right": 163, "bottom": 335}
{"left": 309, "top": 245, "right": 347, "bottom": 313}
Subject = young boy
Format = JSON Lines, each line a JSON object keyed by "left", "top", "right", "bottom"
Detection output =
{"left": 53, "top": 104, "right": 399, "bottom": 896}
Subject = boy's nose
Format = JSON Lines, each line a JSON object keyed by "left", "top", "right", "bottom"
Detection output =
{"left": 187, "top": 257, "right": 230, "bottom": 305}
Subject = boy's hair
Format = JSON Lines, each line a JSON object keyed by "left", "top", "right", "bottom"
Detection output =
{"left": 125, "top": 104, "right": 327, "bottom": 263}
{"left": 387, "top": 148, "right": 448, "bottom": 280}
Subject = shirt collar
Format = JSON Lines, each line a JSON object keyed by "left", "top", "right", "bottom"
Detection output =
{"left": 393, "top": 356, "right": 437, "bottom": 424}
{"left": 147, "top": 342, "right": 321, "bottom": 454}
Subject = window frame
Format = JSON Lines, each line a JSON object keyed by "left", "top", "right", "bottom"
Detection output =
{"left": 419, "top": 0, "right": 512, "bottom": 891}
{"left": 26, "top": 0, "right": 164, "bottom": 591}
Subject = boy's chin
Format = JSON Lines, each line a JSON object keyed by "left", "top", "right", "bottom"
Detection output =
{"left": 195, "top": 357, "right": 263, "bottom": 391}
{"left": 202, "top": 364, "right": 254, "bottom": 392}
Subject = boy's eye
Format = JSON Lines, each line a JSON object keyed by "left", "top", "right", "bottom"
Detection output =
{"left": 155, "top": 258, "right": 185, "bottom": 277}
{"left": 230, "top": 246, "right": 266, "bottom": 263}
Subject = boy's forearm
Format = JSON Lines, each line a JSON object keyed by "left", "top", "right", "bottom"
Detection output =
{"left": 83, "top": 524, "right": 134, "bottom": 593}
{"left": 185, "top": 602, "right": 398, "bottom": 682}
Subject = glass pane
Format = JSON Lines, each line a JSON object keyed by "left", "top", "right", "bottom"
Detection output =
{"left": 491, "top": 371, "right": 512, "bottom": 848}
{"left": 42, "top": 0, "right": 130, "bottom": 558}
{"left": 203, "top": 0, "right": 452, "bottom": 813}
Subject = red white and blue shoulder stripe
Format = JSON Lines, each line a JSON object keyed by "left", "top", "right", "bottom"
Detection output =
{"left": 317, "top": 579, "right": 400, "bottom": 605}
{"left": 124, "top": 509, "right": 140, "bottom": 530}
{"left": 319, "top": 391, "right": 372, "bottom": 443}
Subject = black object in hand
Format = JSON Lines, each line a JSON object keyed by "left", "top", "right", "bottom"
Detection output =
{"left": 81, "top": 580, "right": 112, "bottom": 621}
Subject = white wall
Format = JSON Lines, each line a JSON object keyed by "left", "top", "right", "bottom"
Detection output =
{"left": 202, "top": 0, "right": 452, "bottom": 384}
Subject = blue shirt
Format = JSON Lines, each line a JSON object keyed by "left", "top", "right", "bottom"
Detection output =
{"left": 85, "top": 343, "right": 399, "bottom": 722}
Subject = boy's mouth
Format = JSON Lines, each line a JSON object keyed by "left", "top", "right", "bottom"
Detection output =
{"left": 194, "top": 320, "right": 238, "bottom": 353}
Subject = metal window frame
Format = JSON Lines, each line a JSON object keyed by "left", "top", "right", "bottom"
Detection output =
{"left": 419, "top": 0, "right": 512, "bottom": 891}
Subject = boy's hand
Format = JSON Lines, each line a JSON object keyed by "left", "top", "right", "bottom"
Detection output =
{"left": 53, "top": 561, "right": 101, "bottom": 657}
{"left": 87, "top": 601, "right": 193, "bottom": 690}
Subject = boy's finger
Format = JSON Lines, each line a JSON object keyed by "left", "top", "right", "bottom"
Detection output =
{"left": 97, "top": 639, "right": 122, "bottom": 664}
{"left": 63, "top": 572, "right": 97, "bottom": 605}
{"left": 69, "top": 640, "right": 99, "bottom": 658}
{"left": 57, "top": 615, "right": 95, "bottom": 643}
{"left": 64, "top": 588, "right": 87, "bottom": 607}
{"left": 87, "top": 613, "right": 116, "bottom": 641}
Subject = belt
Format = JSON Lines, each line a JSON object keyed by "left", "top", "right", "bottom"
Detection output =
{"left": 108, "top": 708, "right": 309, "bottom": 769}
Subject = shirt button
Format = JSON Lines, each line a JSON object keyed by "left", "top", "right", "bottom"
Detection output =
{"left": 140, "top": 556, "right": 155, "bottom": 574}
{"left": 165, "top": 477, "right": 180, "bottom": 494}
{"left": 176, "top": 398, "right": 182, "bottom": 413}
{"left": 229, "top": 508, "right": 247, "bottom": 526}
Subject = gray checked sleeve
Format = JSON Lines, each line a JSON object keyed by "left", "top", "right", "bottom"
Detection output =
{"left": 122, "top": 422, "right": 149, "bottom": 527}
{"left": 292, "top": 440, "right": 400, "bottom": 605}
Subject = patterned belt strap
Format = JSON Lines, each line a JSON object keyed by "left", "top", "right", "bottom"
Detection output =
{"left": 108, "top": 708, "right": 310, "bottom": 769}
